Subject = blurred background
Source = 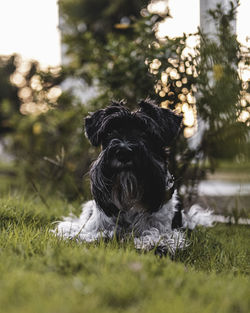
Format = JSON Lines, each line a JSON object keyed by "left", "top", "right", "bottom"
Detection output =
{"left": 0, "top": 0, "right": 249, "bottom": 217}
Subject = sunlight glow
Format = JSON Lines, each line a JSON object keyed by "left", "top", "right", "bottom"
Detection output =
{"left": 0, "top": 0, "right": 61, "bottom": 68}
{"left": 148, "top": 0, "right": 169, "bottom": 15}
{"left": 156, "top": 0, "right": 199, "bottom": 39}
{"left": 20, "top": 102, "right": 49, "bottom": 116}
{"left": 238, "top": 110, "right": 250, "bottom": 123}
{"left": 47, "top": 87, "right": 62, "bottom": 102}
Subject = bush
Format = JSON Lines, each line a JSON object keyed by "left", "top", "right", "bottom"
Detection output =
{"left": 0, "top": 0, "right": 249, "bottom": 203}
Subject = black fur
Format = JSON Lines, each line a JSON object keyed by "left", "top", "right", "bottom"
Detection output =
{"left": 85, "top": 99, "right": 182, "bottom": 223}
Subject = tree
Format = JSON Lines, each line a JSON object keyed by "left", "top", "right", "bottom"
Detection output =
{"left": 58, "top": 0, "right": 249, "bottom": 204}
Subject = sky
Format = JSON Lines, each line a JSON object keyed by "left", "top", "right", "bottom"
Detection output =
{"left": 0, "top": 0, "right": 249, "bottom": 67}
{"left": 0, "top": 0, "right": 61, "bottom": 68}
{"left": 158, "top": 0, "right": 250, "bottom": 43}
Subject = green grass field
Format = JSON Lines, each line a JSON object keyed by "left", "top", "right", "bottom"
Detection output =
{"left": 0, "top": 193, "right": 250, "bottom": 313}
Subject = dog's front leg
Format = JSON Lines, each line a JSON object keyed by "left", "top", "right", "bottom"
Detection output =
{"left": 134, "top": 228, "right": 188, "bottom": 256}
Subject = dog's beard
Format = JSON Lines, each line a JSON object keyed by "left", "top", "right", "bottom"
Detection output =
{"left": 90, "top": 143, "right": 168, "bottom": 217}
{"left": 111, "top": 171, "right": 142, "bottom": 211}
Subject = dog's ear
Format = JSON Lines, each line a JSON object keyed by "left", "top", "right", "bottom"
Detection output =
{"left": 85, "top": 100, "right": 128, "bottom": 146}
{"left": 161, "top": 107, "right": 183, "bottom": 145}
{"left": 85, "top": 109, "right": 105, "bottom": 146}
{"left": 138, "top": 99, "right": 182, "bottom": 146}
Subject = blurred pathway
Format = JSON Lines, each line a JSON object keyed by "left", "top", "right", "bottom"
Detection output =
{"left": 198, "top": 180, "right": 250, "bottom": 196}
{"left": 192, "top": 178, "right": 250, "bottom": 217}
{"left": 211, "top": 214, "right": 250, "bottom": 225}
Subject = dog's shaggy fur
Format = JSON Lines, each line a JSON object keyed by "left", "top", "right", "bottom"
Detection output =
{"left": 55, "top": 99, "right": 213, "bottom": 254}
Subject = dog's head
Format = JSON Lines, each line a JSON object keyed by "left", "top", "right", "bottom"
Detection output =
{"left": 85, "top": 99, "right": 182, "bottom": 217}
{"left": 85, "top": 99, "right": 182, "bottom": 148}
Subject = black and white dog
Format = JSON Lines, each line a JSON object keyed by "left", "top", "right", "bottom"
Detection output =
{"left": 55, "top": 99, "right": 213, "bottom": 254}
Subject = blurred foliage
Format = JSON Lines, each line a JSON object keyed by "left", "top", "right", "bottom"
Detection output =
{"left": 58, "top": 0, "right": 250, "bottom": 203}
{"left": 0, "top": 55, "right": 92, "bottom": 200}
{"left": 59, "top": 0, "right": 149, "bottom": 42}
{"left": 0, "top": 0, "right": 249, "bottom": 203}
{"left": 197, "top": 2, "right": 250, "bottom": 158}
{"left": 0, "top": 56, "right": 20, "bottom": 134}
{"left": 10, "top": 96, "right": 91, "bottom": 200}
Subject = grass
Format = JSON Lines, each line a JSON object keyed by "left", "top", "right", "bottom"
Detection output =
{"left": 0, "top": 192, "right": 250, "bottom": 313}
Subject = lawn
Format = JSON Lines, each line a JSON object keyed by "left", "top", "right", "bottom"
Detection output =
{"left": 0, "top": 193, "right": 249, "bottom": 313}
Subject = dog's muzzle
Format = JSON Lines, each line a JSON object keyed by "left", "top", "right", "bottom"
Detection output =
{"left": 115, "top": 143, "right": 132, "bottom": 163}
{"left": 108, "top": 142, "right": 133, "bottom": 169}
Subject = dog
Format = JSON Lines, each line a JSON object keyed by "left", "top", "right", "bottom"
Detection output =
{"left": 55, "top": 99, "right": 213, "bottom": 255}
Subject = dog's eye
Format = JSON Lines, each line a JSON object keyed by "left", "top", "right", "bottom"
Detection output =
{"left": 107, "top": 131, "right": 117, "bottom": 138}
{"left": 103, "top": 131, "right": 116, "bottom": 144}
{"left": 106, "top": 130, "right": 119, "bottom": 138}
{"left": 139, "top": 132, "right": 148, "bottom": 141}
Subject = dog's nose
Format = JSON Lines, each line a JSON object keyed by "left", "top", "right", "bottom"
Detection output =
{"left": 115, "top": 144, "right": 132, "bottom": 163}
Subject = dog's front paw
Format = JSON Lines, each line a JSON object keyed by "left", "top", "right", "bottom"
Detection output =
{"left": 154, "top": 245, "right": 169, "bottom": 257}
